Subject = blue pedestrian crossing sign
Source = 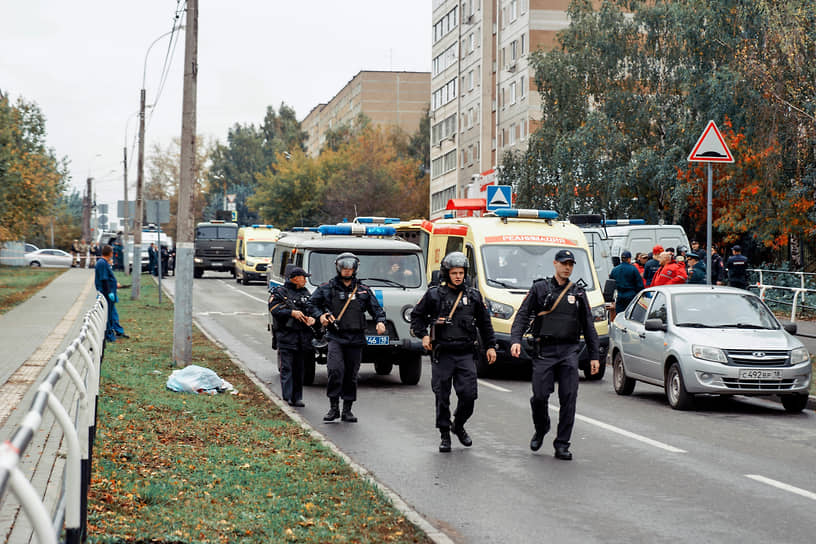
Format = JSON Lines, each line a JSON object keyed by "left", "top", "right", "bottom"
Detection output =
{"left": 486, "top": 185, "right": 512, "bottom": 211}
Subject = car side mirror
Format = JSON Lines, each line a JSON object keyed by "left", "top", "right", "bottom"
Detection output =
{"left": 603, "top": 279, "right": 616, "bottom": 303}
{"left": 644, "top": 318, "right": 667, "bottom": 332}
{"left": 782, "top": 322, "right": 798, "bottom": 335}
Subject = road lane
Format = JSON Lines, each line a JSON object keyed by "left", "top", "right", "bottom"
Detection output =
{"left": 162, "top": 274, "right": 816, "bottom": 543}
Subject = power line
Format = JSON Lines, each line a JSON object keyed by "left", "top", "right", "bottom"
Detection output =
{"left": 146, "top": 0, "right": 186, "bottom": 130}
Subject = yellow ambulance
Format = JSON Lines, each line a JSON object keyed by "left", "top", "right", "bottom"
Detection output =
{"left": 234, "top": 224, "right": 281, "bottom": 285}
{"left": 427, "top": 208, "right": 609, "bottom": 379}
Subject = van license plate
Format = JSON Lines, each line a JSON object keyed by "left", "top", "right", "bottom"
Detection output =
{"left": 739, "top": 369, "right": 782, "bottom": 379}
{"left": 366, "top": 335, "right": 389, "bottom": 346}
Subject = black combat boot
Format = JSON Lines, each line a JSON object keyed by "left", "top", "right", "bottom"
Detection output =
{"left": 323, "top": 398, "right": 340, "bottom": 422}
{"left": 341, "top": 400, "right": 357, "bottom": 422}
{"left": 439, "top": 428, "right": 452, "bottom": 453}
{"left": 452, "top": 421, "right": 472, "bottom": 447}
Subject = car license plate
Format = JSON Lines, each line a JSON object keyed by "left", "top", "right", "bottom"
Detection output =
{"left": 213, "top": 262, "right": 223, "bottom": 266}
{"left": 739, "top": 369, "right": 782, "bottom": 379}
{"left": 366, "top": 335, "right": 389, "bottom": 346}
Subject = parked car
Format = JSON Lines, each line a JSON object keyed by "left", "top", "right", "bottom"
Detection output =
{"left": 25, "top": 249, "right": 74, "bottom": 268}
{"left": 24, "top": 243, "right": 39, "bottom": 253}
{"left": 609, "top": 285, "right": 811, "bottom": 412}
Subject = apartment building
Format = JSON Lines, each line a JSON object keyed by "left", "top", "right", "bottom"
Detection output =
{"left": 301, "top": 70, "right": 431, "bottom": 158}
{"left": 429, "top": 0, "right": 570, "bottom": 218}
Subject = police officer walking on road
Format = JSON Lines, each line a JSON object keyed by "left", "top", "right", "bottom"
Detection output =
{"left": 269, "top": 266, "right": 317, "bottom": 407}
{"left": 311, "top": 252, "right": 386, "bottom": 423}
{"left": 726, "top": 245, "right": 749, "bottom": 289}
{"left": 410, "top": 252, "right": 497, "bottom": 453}
{"left": 510, "top": 249, "right": 600, "bottom": 460}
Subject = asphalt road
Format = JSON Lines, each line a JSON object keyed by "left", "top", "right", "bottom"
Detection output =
{"left": 163, "top": 273, "right": 816, "bottom": 543}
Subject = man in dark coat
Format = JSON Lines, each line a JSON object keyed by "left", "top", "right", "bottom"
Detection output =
{"left": 609, "top": 250, "right": 644, "bottom": 314}
{"left": 686, "top": 252, "right": 707, "bottom": 284}
{"left": 94, "top": 245, "right": 127, "bottom": 342}
{"left": 726, "top": 245, "right": 749, "bottom": 289}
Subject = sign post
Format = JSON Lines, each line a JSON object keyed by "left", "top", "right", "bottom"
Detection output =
{"left": 688, "top": 120, "right": 734, "bottom": 285}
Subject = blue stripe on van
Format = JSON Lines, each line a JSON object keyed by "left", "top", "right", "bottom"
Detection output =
{"left": 374, "top": 289, "right": 384, "bottom": 307}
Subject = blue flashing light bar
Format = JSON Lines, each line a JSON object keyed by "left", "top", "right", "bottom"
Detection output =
{"left": 443, "top": 212, "right": 456, "bottom": 219}
{"left": 291, "top": 227, "right": 319, "bottom": 232}
{"left": 355, "top": 216, "right": 402, "bottom": 224}
{"left": 318, "top": 225, "right": 397, "bottom": 236}
{"left": 250, "top": 224, "right": 275, "bottom": 228}
{"left": 494, "top": 208, "right": 559, "bottom": 220}
{"left": 602, "top": 219, "right": 645, "bottom": 226}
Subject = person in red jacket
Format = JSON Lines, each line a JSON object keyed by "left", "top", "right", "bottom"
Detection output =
{"left": 651, "top": 251, "right": 688, "bottom": 286}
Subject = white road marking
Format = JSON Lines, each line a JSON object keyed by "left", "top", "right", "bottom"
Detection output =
{"left": 563, "top": 407, "right": 687, "bottom": 453}
{"left": 745, "top": 474, "right": 816, "bottom": 501}
{"left": 477, "top": 379, "right": 512, "bottom": 392}
{"left": 219, "top": 279, "right": 268, "bottom": 304}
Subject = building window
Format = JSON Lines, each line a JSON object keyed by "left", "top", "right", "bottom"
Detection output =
{"left": 432, "top": 44, "right": 458, "bottom": 77}
{"left": 511, "top": 40, "right": 517, "bottom": 61}
{"left": 431, "top": 185, "right": 457, "bottom": 213}
{"left": 468, "top": 70, "right": 474, "bottom": 90}
{"left": 433, "top": 6, "right": 458, "bottom": 44}
{"left": 432, "top": 78, "right": 457, "bottom": 111}
{"left": 469, "top": 33, "right": 475, "bottom": 52}
{"left": 431, "top": 149, "right": 457, "bottom": 178}
{"left": 510, "top": 81, "right": 517, "bottom": 104}
{"left": 521, "top": 120, "right": 527, "bottom": 140}
{"left": 509, "top": 123, "right": 516, "bottom": 145}
{"left": 521, "top": 33, "right": 526, "bottom": 55}
{"left": 510, "top": 0, "right": 518, "bottom": 21}
{"left": 520, "top": 76, "right": 526, "bottom": 98}
{"left": 431, "top": 114, "right": 458, "bottom": 145}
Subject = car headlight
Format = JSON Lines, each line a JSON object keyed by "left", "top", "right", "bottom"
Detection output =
{"left": 194, "top": 257, "right": 203, "bottom": 264}
{"left": 692, "top": 345, "right": 728, "bottom": 363}
{"left": 401, "top": 305, "right": 413, "bottom": 323}
{"left": 486, "top": 298, "right": 514, "bottom": 320}
{"left": 791, "top": 347, "right": 810, "bottom": 365}
{"left": 246, "top": 259, "right": 255, "bottom": 267}
{"left": 591, "top": 305, "right": 608, "bottom": 322}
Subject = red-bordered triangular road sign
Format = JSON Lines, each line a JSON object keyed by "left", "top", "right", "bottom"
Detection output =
{"left": 688, "top": 121, "right": 734, "bottom": 163}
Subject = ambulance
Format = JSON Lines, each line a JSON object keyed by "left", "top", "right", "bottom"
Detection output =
{"left": 427, "top": 208, "right": 609, "bottom": 379}
{"left": 234, "top": 224, "right": 281, "bottom": 284}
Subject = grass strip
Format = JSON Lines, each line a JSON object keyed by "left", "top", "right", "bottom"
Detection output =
{"left": 0, "top": 265, "right": 65, "bottom": 314}
{"left": 88, "top": 275, "right": 431, "bottom": 543}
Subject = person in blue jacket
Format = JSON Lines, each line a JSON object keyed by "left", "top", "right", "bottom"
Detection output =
{"left": 94, "top": 245, "right": 127, "bottom": 342}
{"left": 609, "top": 250, "right": 644, "bottom": 314}
{"left": 686, "top": 252, "right": 707, "bottom": 284}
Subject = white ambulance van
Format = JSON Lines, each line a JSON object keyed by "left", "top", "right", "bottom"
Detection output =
{"left": 234, "top": 224, "right": 280, "bottom": 284}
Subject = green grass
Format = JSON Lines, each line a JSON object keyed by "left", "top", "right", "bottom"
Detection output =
{"left": 88, "top": 275, "right": 430, "bottom": 544}
{"left": 0, "top": 265, "right": 65, "bottom": 314}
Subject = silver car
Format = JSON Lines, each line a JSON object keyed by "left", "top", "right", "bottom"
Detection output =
{"left": 609, "top": 285, "right": 811, "bottom": 412}
{"left": 25, "top": 249, "right": 74, "bottom": 268}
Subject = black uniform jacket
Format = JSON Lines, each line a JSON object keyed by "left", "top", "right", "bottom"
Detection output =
{"left": 510, "top": 276, "right": 600, "bottom": 360}
{"left": 310, "top": 276, "right": 386, "bottom": 346}
{"left": 269, "top": 281, "right": 317, "bottom": 350}
{"left": 410, "top": 283, "right": 496, "bottom": 350}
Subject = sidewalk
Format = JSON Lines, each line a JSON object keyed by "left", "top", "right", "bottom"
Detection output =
{"left": 0, "top": 267, "right": 100, "bottom": 542}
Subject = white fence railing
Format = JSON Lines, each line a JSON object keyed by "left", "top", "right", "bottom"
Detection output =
{"left": 748, "top": 269, "right": 816, "bottom": 323}
{"left": 0, "top": 295, "right": 107, "bottom": 544}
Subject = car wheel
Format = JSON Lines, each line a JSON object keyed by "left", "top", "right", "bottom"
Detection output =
{"left": 613, "top": 352, "right": 635, "bottom": 395}
{"left": 29, "top": 261, "right": 41, "bottom": 267}
{"left": 781, "top": 394, "right": 808, "bottom": 413}
{"left": 665, "top": 362, "right": 694, "bottom": 410}
{"left": 374, "top": 361, "right": 393, "bottom": 375}
{"left": 398, "top": 353, "right": 422, "bottom": 385}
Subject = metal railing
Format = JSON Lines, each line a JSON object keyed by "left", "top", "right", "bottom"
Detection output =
{"left": 0, "top": 295, "right": 107, "bottom": 544}
{"left": 748, "top": 269, "right": 816, "bottom": 322}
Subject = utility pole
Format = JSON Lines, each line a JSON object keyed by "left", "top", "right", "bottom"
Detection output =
{"left": 81, "top": 177, "right": 92, "bottom": 241}
{"left": 122, "top": 145, "right": 130, "bottom": 274}
{"left": 131, "top": 88, "right": 146, "bottom": 299}
{"left": 173, "top": 0, "right": 197, "bottom": 366}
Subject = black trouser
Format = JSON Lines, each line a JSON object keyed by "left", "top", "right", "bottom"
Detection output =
{"left": 279, "top": 348, "right": 306, "bottom": 403}
{"left": 531, "top": 343, "right": 580, "bottom": 449}
{"left": 431, "top": 348, "right": 478, "bottom": 429}
{"left": 326, "top": 341, "right": 363, "bottom": 401}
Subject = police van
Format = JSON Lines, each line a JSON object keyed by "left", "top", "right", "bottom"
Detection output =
{"left": 267, "top": 224, "right": 426, "bottom": 385}
{"left": 427, "top": 209, "right": 609, "bottom": 379}
{"left": 234, "top": 224, "right": 281, "bottom": 284}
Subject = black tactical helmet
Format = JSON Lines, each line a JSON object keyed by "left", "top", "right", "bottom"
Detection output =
{"left": 440, "top": 251, "right": 468, "bottom": 283}
{"left": 335, "top": 252, "right": 359, "bottom": 276}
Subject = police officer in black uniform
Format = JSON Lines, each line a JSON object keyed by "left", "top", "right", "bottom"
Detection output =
{"left": 269, "top": 266, "right": 317, "bottom": 407}
{"left": 311, "top": 252, "right": 386, "bottom": 423}
{"left": 410, "top": 252, "right": 497, "bottom": 453}
{"left": 725, "top": 245, "right": 749, "bottom": 289}
{"left": 510, "top": 249, "right": 600, "bottom": 460}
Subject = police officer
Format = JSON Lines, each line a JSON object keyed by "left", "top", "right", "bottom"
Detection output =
{"left": 269, "top": 266, "right": 317, "bottom": 407}
{"left": 608, "top": 250, "right": 644, "bottom": 314}
{"left": 510, "top": 249, "right": 600, "bottom": 460}
{"left": 410, "top": 252, "right": 497, "bottom": 453}
{"left": 726, "top": 245, "right": 749, "bottom": 289}
{"left": 311, "top": 252, "right": 386, "bottom": 423}
{"left": 686, "top": 252, "right": 706, "bottom": 284}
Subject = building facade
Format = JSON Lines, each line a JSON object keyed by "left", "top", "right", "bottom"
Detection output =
{"left": 301, "top": 70, "right": 431, "bottom": 158}
{"left": 429, "top": 0, "right": 570, "bottom": 218}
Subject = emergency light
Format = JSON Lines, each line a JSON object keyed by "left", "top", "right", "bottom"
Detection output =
{"left": 291, "top": 227, "right": 319, "bottom": 232}
{"left": 318, "top": 224, "right": 397, "bottom": 236}
{"left": 602, "top": 219, "right": 645, "bottom": 226}
{"left": 250, "top": 224, "right": 275, "bottom": 228}
{"left": 494, "top": 208, "right": 559, "bottom": 220}
{"left": 443, "top": 212, "right": 456, "bottom": 219}
{"left": 354, "top": 216, "right": 401, "bottom": 224}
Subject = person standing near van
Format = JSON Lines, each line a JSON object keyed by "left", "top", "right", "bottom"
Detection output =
{"left": 410, "top": 252, "right": 497, "bottom": 453}
{"left": 726, "top": 245, "right": 749, "bottom": 289}
{"left": 651, "top": 251, "right": 688, "bottom": 286}
{"left": 509, "top": 249, "right": 600, "bottom": 461}
{"left": 269, "top": 266, "right": 317, "bottom": 407}
{"left": 311, "top": 252, "right": 386, "bottom": 423}
{"left": 609, "top": 250, "right": 644, "bottom": 314}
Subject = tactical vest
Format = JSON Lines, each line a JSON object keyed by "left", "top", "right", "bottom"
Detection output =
{"left": 534, "top": 284, "right": 580, "bottom": 342}
{"left": 434, "top": 287, "right": 477, "bottom": 344}
{"left": 329, "top": 285, "right": 367, "bottom": 332}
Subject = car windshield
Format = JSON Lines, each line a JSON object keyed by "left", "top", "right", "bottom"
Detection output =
{"left": 480, "top": 245, "right": 595, "bottom": 290}
{"left": 672, "top": 292, "right": 779, "bottom": 329}
{"left": 195, "top": 226, "right": 237, "bottom": 240}
{"left": 308, "top": 252, "right": 423, "bottom": 288}
{"left": 246, "top": 241, "right": 275, "bottom": 257}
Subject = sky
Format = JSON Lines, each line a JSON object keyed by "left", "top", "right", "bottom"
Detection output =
{"left": 2, "top": 1, "right": 432, "bottom": 226}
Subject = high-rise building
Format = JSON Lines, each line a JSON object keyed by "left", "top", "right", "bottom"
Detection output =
{"left": 301, "top": 70, "right": 431, "bottom": 158}
{"left": 429, "top": 0, "right": 569, "bottom": 218}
